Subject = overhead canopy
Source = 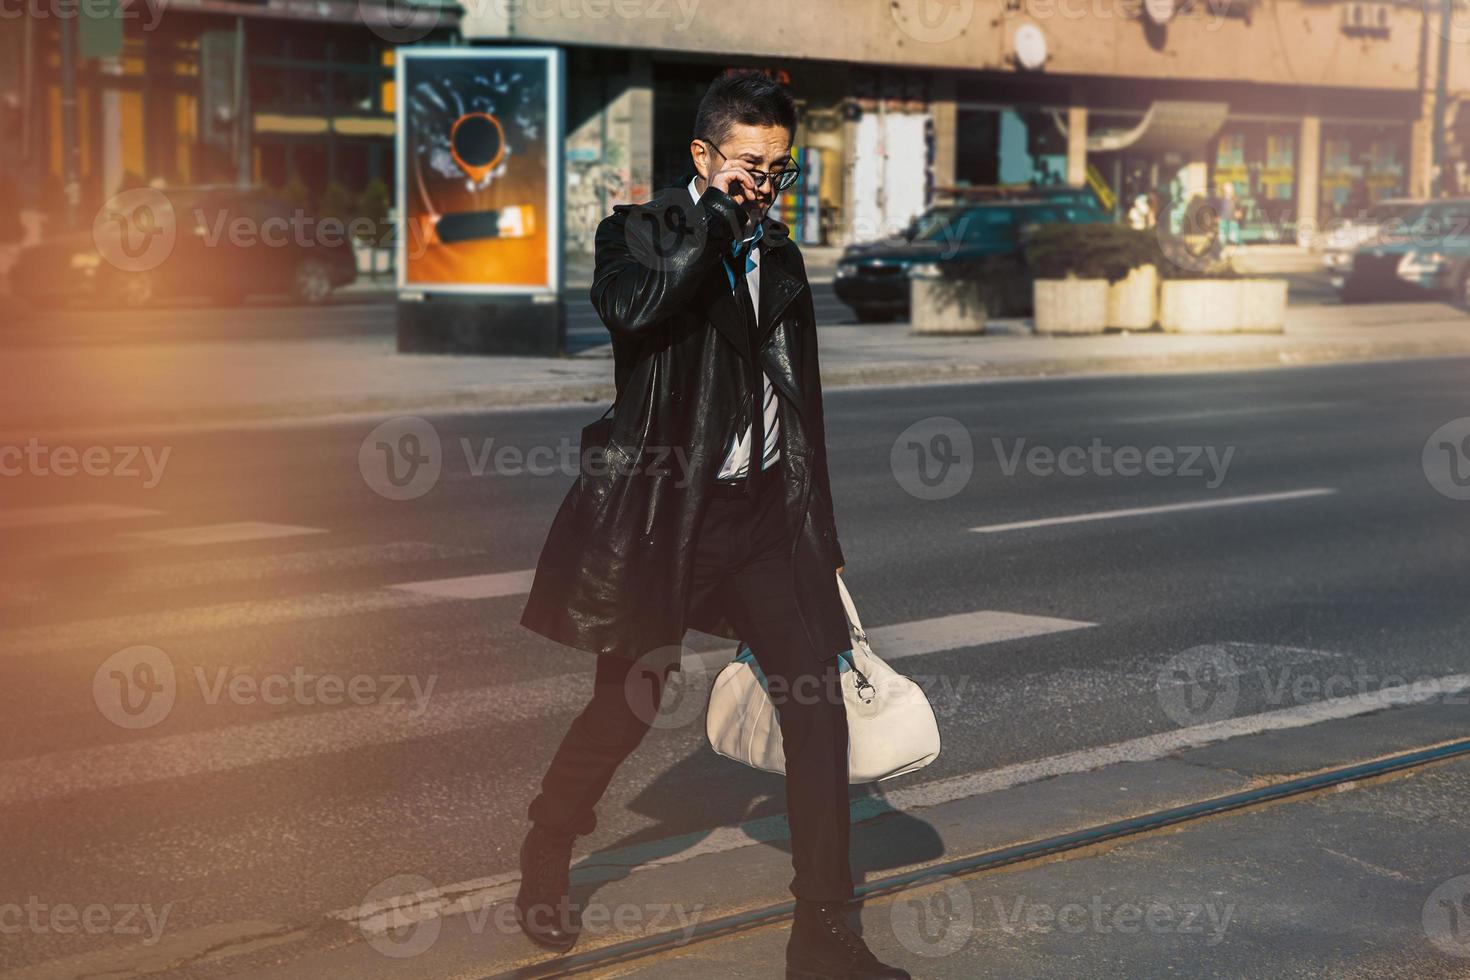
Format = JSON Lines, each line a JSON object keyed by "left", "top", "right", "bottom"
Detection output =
{"left": 1087, "top": 100, "right": 1231, "bottom": 155}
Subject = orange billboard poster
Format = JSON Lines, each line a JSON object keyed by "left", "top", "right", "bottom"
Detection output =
{"left": 396, "top": 48, "right": 563, "bottom": 294}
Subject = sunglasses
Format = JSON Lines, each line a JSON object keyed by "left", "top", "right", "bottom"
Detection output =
{"left": 699, "top": 138, "right": 802, "bottom": 193}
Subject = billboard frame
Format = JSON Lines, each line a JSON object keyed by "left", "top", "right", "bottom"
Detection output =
{"left": 394, "top": 45, "right": 564, "bottom": 297}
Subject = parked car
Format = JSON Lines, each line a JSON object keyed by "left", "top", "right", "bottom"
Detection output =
{"left": 833, "top": 198, "right": 1111, "bottom": 322}
{"left": 11, "top": 186, "right": 358, "bottom": 309}
{"left": 1336, "top": 199, "right": 1470, "bottom": 303}
{"left": 1321, "top": 198, "right": 1424, "bottom": 276}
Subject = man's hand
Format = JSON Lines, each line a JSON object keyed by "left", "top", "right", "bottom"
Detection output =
{"left": 708, "top": 163, "right": 759, "bottom": 207}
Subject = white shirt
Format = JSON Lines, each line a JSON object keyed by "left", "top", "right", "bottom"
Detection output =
{"left": 688, "top": 177, "right": 780, "bottom": 480}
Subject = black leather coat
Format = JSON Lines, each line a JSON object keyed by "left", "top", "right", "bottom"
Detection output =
{"left": 519, "top": 180, "right": 849, "bottom": 668}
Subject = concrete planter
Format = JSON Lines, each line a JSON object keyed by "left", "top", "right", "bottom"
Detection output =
{"left": 1159, "top": 280, "right": 1242, "bottom": 333}
{"left": 1033, "top": 278, "right": 1108, "bottom": 335}
{"left": 909, "top": 271, "right": 986, "bottom": 335}
{"left": 1235, "top": 278, "right": 1288, "bottom": 333}
{"left": 1160, "top": 279, "right": 1287, "bottom": 333}
{"left": 1106, "top": 264, "right": 1158, "bottom": 330}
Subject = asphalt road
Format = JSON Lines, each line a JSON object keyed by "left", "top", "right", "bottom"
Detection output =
{"left": 4, "top": 356, "right": 1470, "bottom": 976}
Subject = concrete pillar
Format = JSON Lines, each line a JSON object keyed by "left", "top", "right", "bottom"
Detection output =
{"left": 1410, "top": 87, "right": 1435, "bottom": 198}
{"left": 930, "top": 73, "right": 956, "bottom": 200}
{"left": 1297, "top": 115, "right": 1320, "bottom": 248}
{"left": 565, "top": 54, "right": 654, "bottom": 253}
{"left": 1180, "top": 158, "right": 1209, "bottom": 197}
{"left": 100, "top": 56, "right": 124, "bottom": 198}
{"left": 622, "top": 54, "right": 654, "bottom": 203}
{"left": 1066, "top": 104, "right": 1088, "bottom": 187}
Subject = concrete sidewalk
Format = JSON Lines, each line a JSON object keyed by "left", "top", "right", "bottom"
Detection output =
{"left": 621, "top": 721, "right": 1470, "bottom": 979}
{"left": 7, "top": 300, "right": 1470, "bottom": 437}
{"left": 209, "top": 689, "right": 1470, "bottom": 979}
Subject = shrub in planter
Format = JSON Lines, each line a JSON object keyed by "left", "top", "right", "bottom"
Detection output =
{"left": 1024, "top": 223, "right": 1162, "bottom": 283}
{"left": 931, "top": 254, "right": 1030, "bottom": 319}
{"left": 1026, "top": 224, "right": 1161, "bottom": 334}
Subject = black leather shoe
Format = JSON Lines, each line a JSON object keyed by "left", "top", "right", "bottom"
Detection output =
{"left": 786, "top": 900, "right": 911, "bottom": 979}
{"left": 513, "top": 824, "right": 579, "bottom": 953}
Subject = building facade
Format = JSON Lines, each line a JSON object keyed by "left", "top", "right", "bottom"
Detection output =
{"left": 466, "top": 0, "right": 1466, "bottom": 250}
{"left": 2, "top": 0, "right": 455, "bottom": 239}
{"left": 6, "top": 0, "right": 1470, "bottom": 252}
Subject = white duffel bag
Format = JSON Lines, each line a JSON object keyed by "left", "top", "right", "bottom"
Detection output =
{"left": 705, "top": 572, "right": 941, "bottom": 783}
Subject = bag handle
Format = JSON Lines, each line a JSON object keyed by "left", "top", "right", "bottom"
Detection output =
{"left": 835, "top": 573, "right": 868, "bottom": 647}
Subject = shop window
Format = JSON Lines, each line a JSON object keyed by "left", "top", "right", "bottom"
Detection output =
{"left": 954, "top": 108, "right": 1066, "bottom": 188}
{"left": 1321, "top": 123, "right": 1409, "bottom": 220}
{"left": 1210, "top": 121, "right": 1299, "bottom": 243}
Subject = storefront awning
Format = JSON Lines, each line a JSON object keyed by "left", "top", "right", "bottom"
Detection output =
{"left": 1087, "top": 100, "right": 1231, "bottom": 155}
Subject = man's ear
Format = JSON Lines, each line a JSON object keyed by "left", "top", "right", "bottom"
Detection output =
{"left": 690, "top": 139, "right": 710, "bottom": 181}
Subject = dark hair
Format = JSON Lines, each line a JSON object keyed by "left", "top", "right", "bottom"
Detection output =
{"left": 692, "top": 70, "right": 797, "bottom": 147}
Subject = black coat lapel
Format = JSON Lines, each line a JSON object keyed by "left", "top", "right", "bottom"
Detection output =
{"left": 755, "top": 238, "right": 806, "bottom": 354}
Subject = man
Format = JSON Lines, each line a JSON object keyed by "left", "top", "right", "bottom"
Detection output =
{"left": 517, "top": 71, "right": 910, "bottom": 979}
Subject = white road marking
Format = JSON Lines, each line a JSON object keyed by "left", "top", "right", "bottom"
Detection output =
{"left": 330, "top": 672, "right": 1470, "bottom": 932}
{"left": 0, "top": 504, "right": 163, "bottom": 528}
{"left": 970, "top": 487, "right": 1338, "bottom": 534}
{"left": 0, "top": 542, "right": 486, "bottom": 609}
{"left": 0, "top": 569, "right": 529, "bottom": 658}
{"left": 388, "top": 569, "right": 537, "bottom": 600}
{"left": 0, "top": 606, "right": 1094, "bottom": 803}
{"left": 1112, "top": 400, "right": 1353, "bottom": 425}
{"left": 123, "top": 522, "right": 329, "bottom": 546}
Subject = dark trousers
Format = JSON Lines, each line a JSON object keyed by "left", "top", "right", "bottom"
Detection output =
{"left": 527, "top": 462, "right": 854, "bottom": 903}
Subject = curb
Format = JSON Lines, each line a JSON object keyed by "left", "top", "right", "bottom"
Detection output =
{"left": 8, "top": 341, "right": 1470, "bottom": 441}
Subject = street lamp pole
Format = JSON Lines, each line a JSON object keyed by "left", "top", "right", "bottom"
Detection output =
{"left": 1433, "top": 0, "right": 1453, "bottom": 197}
{"left": 58, "top": 8, "right": 82, "bottom": 230}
